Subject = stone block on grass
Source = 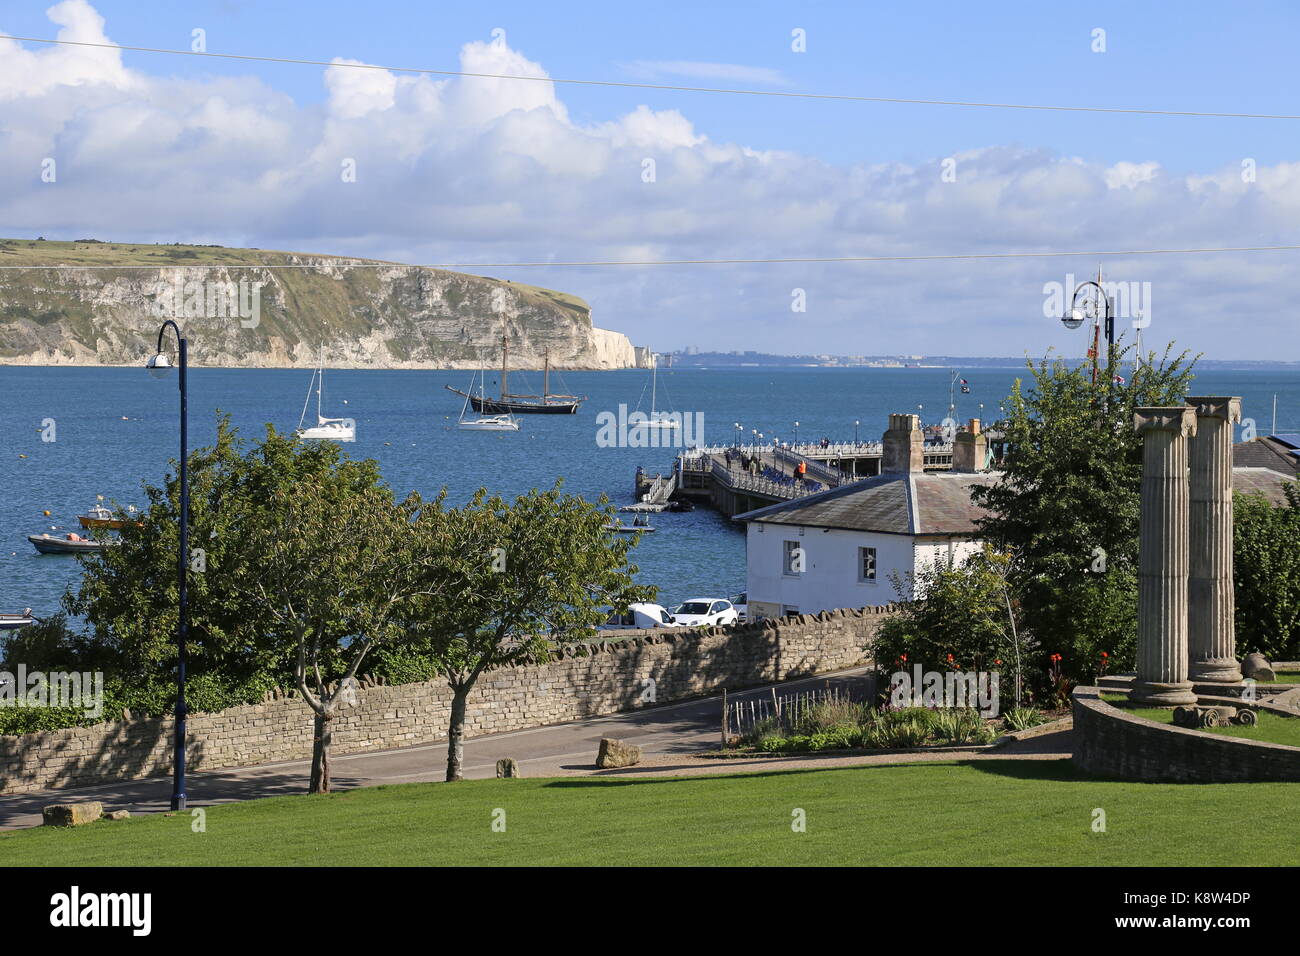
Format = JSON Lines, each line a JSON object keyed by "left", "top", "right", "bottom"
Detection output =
{"left": 42, "top": 802, "right": 103, "bottom": 826}
{"left": 596, "top": 737, "right": 642, "bottom": 769}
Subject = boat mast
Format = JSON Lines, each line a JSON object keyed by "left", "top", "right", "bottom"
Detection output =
{"left": 317, "top": 345, "right": 324, "bottom": 423}
{"left": 650, "top": 356, "right": 657, "bottom": 416}
{"left": 543, "top": 350, "right": 550, "bottom": 401}
{"left": 501, "top": 332, "right": 508, "bottom": 400}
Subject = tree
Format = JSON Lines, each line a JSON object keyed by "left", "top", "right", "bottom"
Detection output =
{"left": 67, "top": 416, "right": 386, "bottom": 689}
{"left": 409, "top": 484, "right": 653, "bottom": 782}
{"left": 228, "top": 480, "right": 431, "bottom": 794}
{"left": 1234, "top": 482, "right": 1300, "bottom": 661}
{"left": 970, "top": 343, "right": 1197, "bottom": 681}
{"left": 875, "top": 546, "right": 1028, "bottom": 702}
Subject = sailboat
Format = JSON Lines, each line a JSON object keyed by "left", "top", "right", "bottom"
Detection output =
{"left": 297, "top": 347, "right": 356, "bottom": 442}
{"left": 444, "top": 334, "right": 585, "bottom": 414}
{"left": 631, "top": 355, "right": 679, "bottom": 432}
{"left": 457, "top": 369, "right": 520, "bottom": 431}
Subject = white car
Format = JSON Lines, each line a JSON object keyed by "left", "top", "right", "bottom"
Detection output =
{"left": 731, "top": 592, "right": 748, "bottom": 622}
{"left": 671, "top": 598, "right": 740, "bottom": 627}
{"left": 599, "top": 603, "right": 681, "bottom": 631}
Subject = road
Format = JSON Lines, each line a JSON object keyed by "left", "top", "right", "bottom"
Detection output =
{"left": 0, "top": 668, "right": 877, "bottom": 829}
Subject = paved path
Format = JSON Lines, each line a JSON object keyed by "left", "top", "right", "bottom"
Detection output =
{"left": 0, "top": 667, "right": 1071, "bottom": 830}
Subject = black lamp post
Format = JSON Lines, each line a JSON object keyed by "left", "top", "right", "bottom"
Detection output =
{"left": 147, "top": 320, "right": 189, "bottom": 811}
{"left": 854, "top": 419, "right": 860, "bottom": 445}
{"left": 793, "top": 421, "right": 799, "bottom": 446}
{"left": 1061, "top": 269, "right": 1115, "bottom": 392}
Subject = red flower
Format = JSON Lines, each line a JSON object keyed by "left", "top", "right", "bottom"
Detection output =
{"left": 1101, "top": 651, "right": 1109, "bottom": 658}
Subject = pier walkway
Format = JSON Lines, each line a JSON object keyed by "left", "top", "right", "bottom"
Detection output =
{"left": 639, "top": 441, "right": 955, "bottom": 517}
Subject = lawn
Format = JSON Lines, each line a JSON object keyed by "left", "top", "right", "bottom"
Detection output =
{"left": 1275, "top": 671, "right": 1300, "bottom": 684}
{"left": 3, "top": 760, "right": 1297, "bottom": 866}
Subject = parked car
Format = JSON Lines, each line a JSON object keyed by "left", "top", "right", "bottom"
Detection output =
{"left": 598, "top": 603, "right": 681, "bottom": 631}
{"left": 730, "top": 592, "right": 748, "bottom": 622}
{"left": 671, "top": 598, "right": 740, "bottom": 627}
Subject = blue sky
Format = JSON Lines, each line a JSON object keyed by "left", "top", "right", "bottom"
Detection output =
{"left": 2, "top": 0, "right": 1299, "bottom": 358}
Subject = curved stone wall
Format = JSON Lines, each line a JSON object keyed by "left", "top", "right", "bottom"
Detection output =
{"left": 1072, "top": 686, "right": 1300, "bottom": 782}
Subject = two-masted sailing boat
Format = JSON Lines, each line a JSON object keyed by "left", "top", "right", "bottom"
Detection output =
{"left": 445, "top": 334, "right": 586, "bottom": 414}
{"left": 296, "top": 347, "right": 356, "bottom": 442}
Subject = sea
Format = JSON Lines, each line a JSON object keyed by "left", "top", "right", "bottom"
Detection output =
{"left": 2, "top": 364, "right": 1298, "bottom": 620}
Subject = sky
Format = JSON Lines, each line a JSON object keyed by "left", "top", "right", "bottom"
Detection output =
{"left": 1, "top": 0, "right": 1299, "bottom": 359}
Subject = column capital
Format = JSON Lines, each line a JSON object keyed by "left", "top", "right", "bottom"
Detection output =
{"left": 1133, "top": 406, "right": 1197, "bottom": 437}
{"left": 1185, "top": 396, "right": 1242, "bottom": 424}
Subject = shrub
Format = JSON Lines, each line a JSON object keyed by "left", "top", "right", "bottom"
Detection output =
{"left": 1004, "top": 706, "right": 1046, "bottom": 732}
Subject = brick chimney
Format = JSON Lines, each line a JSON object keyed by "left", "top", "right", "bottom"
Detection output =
{"left": 953, "top": 418, "right": 987, "bottom": 473}
{"left": 882, "top": 413, "right": 923, "bottom": 474}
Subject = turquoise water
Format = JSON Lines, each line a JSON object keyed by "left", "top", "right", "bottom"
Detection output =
{"left": 2, "top": 365, "right": 1297, "bottom": 619}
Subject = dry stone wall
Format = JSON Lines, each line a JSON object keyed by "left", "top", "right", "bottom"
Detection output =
{"left": 0, "top": 608, "right": 891, "bottom": 795}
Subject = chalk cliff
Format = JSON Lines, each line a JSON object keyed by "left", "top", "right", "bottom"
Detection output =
{"left": 0, "top": 239, "right": 636, "bottom": 369}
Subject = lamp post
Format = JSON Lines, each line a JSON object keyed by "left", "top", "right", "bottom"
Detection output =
{"left": 853, "top": 419, "right": 860, "bottom": 445}
{"left": 146, "top": 320, "right": 189, "bottom": 812}
{"left": 734, "top": 422, "right": 741, "bottom": 449}
{"left": 1061, "top": 266, "right": 1115, "bottom": 393}
{"left": 793, "top": 421, "right": 800, "bottom": 446}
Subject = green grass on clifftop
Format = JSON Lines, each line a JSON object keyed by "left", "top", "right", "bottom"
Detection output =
{"left": 3, "top": 761, "right": 1297, "bottom": 866}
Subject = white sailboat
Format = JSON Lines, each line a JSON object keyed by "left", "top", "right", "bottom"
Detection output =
{"left": 632, "top": 355, "right": 680, "bottom": 431}
{"left": 457, "top": 369, "right": 520, "bottom": 431}
{"left": 296, "top": 347, "right": 356, "bottom": 442}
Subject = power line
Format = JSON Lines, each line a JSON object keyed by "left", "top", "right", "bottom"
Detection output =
{"left": 3, "top": 244, "right": 1300, "bottom": 270}
{"left": 3, "top": 33, "right": 1299, "bottom": 121}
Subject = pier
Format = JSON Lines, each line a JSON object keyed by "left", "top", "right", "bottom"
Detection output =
{"left": 635, "top": 440, "right": 957, "bottom": 518}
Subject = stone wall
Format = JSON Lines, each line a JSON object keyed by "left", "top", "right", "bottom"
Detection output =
{"left": 1072, "top": 686, "right": 1300, "bottom": 782}
{"left": 0, "top": 608, "right": 891, "bottom": 795}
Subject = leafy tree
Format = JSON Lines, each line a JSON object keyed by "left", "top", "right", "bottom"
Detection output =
{"left": 409, "top": 484, "right": 653, "bottom": 781}
{"left": 227, "top": 481, "right": 431, "bottom": 793}
{"left": 66, "top": 417, "right": 386, "bottom": 688}
{"left": 1234, "top": 482, "right": 1300, "bottom": 661}
{"left": 875, "top": 547, "right": 1029, "bottom": 704}
{"left": 970, "top": 343, "right": 1197, "bottom": 681}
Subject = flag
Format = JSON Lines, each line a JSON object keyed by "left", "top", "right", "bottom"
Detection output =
{"left": 1113, "top": 374, "right": 1126, "bottom": 385}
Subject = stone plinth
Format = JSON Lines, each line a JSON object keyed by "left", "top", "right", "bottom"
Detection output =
{"left": 1132, "top": 407, "right": 1198, "bottom": 706}
{"left": 1186, "top": 396, "right": 1243, "bottom": 683}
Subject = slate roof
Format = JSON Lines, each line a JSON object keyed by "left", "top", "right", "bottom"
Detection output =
{"left": 1232, "top": 466, "right": 1299, "bottom": 507}
{"left": 735, "top": 472, "right": 999, "bottom": 536}
{"left": 737, "top": 466, "right": 1298, "bottom": 535}
{"left": 1233, "top": 437, "right": 1300, "bottom": 478}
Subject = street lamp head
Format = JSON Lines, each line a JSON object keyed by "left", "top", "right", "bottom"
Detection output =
{"left": 1062, "top": 307, "right": 1087, "bottom": 331}
{"left": 146, "top": 352, "right": 174, "bottom": 379}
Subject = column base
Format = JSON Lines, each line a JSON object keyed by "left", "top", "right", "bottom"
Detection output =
{"left": 1189, "top": 659, "right": 1243, "bottom": 683}
{"left": 1130, "top": 680, "right": 1197, "bottom": 707}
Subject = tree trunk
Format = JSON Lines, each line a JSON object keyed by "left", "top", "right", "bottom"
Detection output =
{"left": 310, "top": 712, "right": 333, "bottom": 794}
{"left": 445, "top": 686, "right": 469, "bottom": 782}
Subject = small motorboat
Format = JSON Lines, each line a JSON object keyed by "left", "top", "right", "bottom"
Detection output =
{"left": 77, "top": 501, "right": 138, "bottom": 529}
{"left": 27, "top": 532, "right": 117, "bottom": 555}
{"left": 456, "top": 368, "right": 521, "bottom": 431}
{"left": 0, "top": 610, "right": 34, "bottom": 630}
{"left": 602, "top": 517, "right": 656, "bottom": 534}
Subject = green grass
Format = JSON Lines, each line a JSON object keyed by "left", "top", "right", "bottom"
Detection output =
{"left": 1103, "top": 693, "right": 1300, "bottom": 747}
{"left": 3, "top": 760, "right": 1298, "bottom": 866}
{"left": 1275, "top": 671, "right": 1300, "bottom": 684}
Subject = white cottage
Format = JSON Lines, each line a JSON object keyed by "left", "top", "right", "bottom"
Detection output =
{"left": 738, "top": 413, "right": 997, "bottom": 619}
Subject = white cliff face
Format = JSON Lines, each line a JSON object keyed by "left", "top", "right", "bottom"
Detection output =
{"left": 0, "top": 249, "right": 637, "bottom": 370}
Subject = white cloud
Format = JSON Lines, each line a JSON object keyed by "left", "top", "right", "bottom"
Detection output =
{"left": 0, "top": 3, "right": 1298, "bottom": 359}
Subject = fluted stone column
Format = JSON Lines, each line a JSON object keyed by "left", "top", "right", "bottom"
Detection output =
{"left": 1132, "top": 407, "right": 1198, "bottom": 706}
{"left": 1186, "top": 396, "right": 1243, "bottom": 683}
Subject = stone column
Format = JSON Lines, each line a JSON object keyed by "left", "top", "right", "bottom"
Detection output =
{"left": 1186, "top": 396, "right": 1243, "bottom": 683}
{"left": 1132, "top": 407, "right": 1198, "bottom": 706}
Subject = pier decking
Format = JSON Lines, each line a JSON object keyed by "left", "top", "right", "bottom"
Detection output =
{"left": 636, "top": 441, "right": 956, "bottom": 518}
